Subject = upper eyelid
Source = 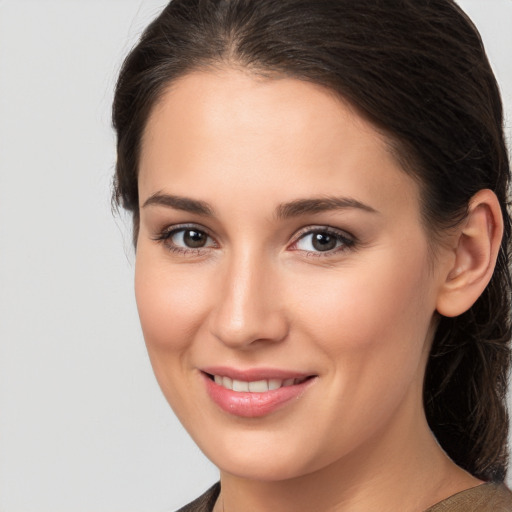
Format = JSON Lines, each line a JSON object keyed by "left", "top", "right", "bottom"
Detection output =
{"left": 292, "top": 225, "right": 354, "bottom": 241}
{"left": 159, "top": 223, "right": 214, "bottom": 238}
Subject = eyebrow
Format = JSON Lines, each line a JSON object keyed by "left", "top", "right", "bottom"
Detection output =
{"left": 274, "top": 196, "right": 378, "bottom": 220}
{"left": 142, "top": 192, "right": 378, "bottom": 218}
{"left": 142, "top": 192, "right": 215, "bottom": 216}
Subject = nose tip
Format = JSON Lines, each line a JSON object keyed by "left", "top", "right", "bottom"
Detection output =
{"left": 210, "top": 308, "right": 289, "bottom": 348}
{"left": 208, "top": 265, "right": 289, "bottom": 349}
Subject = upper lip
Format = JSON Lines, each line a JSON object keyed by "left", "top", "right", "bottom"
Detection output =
{"left": 201, "top": 366, "right": 315, "bottom": 381}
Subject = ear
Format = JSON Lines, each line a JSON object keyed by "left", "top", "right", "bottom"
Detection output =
{"left": 436, "top": 189, "right": 504, "bottom": 318}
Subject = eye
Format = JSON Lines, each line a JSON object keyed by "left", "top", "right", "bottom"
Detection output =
{"left": 155, "top": 225, "right": 216, "bottom": 253}
{"left": 171, "top": 228, "right": 211, "bottom": 248}
{"left": 291, "top": 228, "right": 355, "bottom": 255}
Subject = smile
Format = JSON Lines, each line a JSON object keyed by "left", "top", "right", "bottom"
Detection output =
{"left": 211, "top": 375, "right": 310, "bottom": 392}
{"left": 202, "top": 369, "right": 317, "bottom": 418}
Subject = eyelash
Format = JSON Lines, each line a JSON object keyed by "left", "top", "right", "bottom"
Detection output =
{"left": 153, "top": 224, "right": 356, "bottom": 258}
{"left": 289, "top": 227, "right": 356, "bottom": 257}
{"left": 153, "top": 224, "right": 217, "bottom": 256}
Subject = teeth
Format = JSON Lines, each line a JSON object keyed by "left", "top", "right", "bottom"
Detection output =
{"left": 248, "top": 380, "right": 269, "bottom": 392}
{"left": 268, "top": 379, "right": 281, "bottom": 390}
{"left": 232, "top": 380, "right": 249, "bottom": 392}
{"left": 212, "top": 375, "right": 307, "bottom": 392}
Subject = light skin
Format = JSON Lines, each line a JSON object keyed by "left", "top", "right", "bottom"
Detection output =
{"left": 135, "top": 68, "right": 503, "bottom": 512}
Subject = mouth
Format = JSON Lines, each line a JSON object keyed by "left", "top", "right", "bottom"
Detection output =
{"left": 201, "top": 369, "right": 317, "bottom": 418}
{"left": 205, "top": 373, "right": 312, "bottom": 392}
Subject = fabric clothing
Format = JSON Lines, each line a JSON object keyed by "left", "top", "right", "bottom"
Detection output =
{"left": 424, "top": 483, "right": 512, "bottom": 511}
{"left": 177, "top": 483, "right": 219, "bottom": 512}
{"left": 176, "top": 482, "right": 512, "bottom": 512}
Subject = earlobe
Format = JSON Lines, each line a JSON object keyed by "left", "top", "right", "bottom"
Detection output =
{"left": 436, "top": 189, "right": 503, "bottom": 318}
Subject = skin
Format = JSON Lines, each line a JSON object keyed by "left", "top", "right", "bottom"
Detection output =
{"left": 135, "top": 68, "right": 492, "bottom": 511}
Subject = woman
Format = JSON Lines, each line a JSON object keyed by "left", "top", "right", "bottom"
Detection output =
{"left": 112, "top": 0, "right": 512, "bottom": 510}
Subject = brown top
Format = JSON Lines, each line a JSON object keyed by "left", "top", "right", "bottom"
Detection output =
{"left": 425, "top": 483, "right": 512, "bottom": 511}
{"left": 176, "top": 482, "right": 512, "bottom": 512}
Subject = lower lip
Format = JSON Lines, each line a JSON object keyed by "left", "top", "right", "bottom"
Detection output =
{"left": 202, "top": 373, "right": 316, "bottom": 418}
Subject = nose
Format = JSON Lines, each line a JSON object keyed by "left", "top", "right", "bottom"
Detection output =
{"left": 207, "top": 250, "right": 289, "bottom": 349}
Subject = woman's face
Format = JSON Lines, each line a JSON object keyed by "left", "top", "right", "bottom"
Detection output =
{"left": 136, "top": 69, "right": 450, "bottom": 481}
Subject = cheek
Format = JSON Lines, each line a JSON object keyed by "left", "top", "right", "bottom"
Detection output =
{"left": 133, "top": 250, "right": 217, "bottom": 417}
{"left": 293, "top": 246, "right": 434, "bottom": 359}
{"left": 288, "top": 251, "right": 434, "bottom": 451}
{"left": 134, "top": 251, "right": 210, "bottom": 353}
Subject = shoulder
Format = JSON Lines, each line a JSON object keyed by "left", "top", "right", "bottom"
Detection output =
{"left": 175, "top": 482, "right": 512, "bottom": 512}
{"left": 425, "top": 483, "right": 512, "bottom": 512}
{"left": 175, "top": 483, "right": 221, "bottom": 512}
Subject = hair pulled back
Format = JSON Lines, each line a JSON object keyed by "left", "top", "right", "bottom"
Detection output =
{"left": 112, "top": 0, "right": 511, "bottom": 481}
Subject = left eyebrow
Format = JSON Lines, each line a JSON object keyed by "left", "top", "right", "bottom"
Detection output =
{"left": 141, "top": 192, "right": 215, "bottom": 216}
{"left": 274, "top": 196, "right": 379, "bottom": 220}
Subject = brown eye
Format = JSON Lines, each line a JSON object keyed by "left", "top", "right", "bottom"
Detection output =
{"left": 294, "top": 229, "right": 354, "bottom": 254}
{"left": 311, "top": 233, "right": 337, "bottom": 251}
{"left": 181, "top": 230, "right": 208, "bottom": 248}
{"left": 161, "top": 227, "right": 216, "bottom": 252}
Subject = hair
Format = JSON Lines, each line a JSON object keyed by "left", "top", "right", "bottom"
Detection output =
{"left": 112, "top": 0, "right": 511, "bottom": 482}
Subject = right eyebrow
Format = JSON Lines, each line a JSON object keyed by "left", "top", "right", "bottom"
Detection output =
{"left": 274, "top": 196, "right": 378, "bottom": 220}
{"left": 141, "top": 192, "right": 215, "bottom": 217}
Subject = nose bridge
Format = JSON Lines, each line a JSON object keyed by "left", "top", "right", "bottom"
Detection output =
{"left": 209, "top": 244, "right": 287, "bottom": 348}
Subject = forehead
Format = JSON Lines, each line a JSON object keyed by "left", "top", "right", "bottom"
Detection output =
{"left": 142, "top": 68, "right": 384, "bottom": 165}
{"left": 139, "top": 68, "right": 421, "bottom": 220}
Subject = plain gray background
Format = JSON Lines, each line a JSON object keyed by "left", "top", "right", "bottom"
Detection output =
{"left": 0, "top": 1, "right": 510, "bottom": 511}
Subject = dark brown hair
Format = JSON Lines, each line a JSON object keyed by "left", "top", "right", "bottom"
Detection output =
{"left": 112, "top": 0, "right": 511, "bottom": 481}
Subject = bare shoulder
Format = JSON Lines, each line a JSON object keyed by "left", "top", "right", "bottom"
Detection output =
{"left": 425, "top": 483, "right": 512, "bottom": 512}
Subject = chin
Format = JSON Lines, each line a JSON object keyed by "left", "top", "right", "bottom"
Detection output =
{"left": 216, "top": 454, "right": 310, "bottom": 482}
{"left": 195, "top": 430, "right": 325, "bottom": 482}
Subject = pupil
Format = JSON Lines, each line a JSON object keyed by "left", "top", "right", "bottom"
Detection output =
{"left": 184, "top": 230, "right": 206, "bottom": 248}
{"left": 312, "top": 233, "right": 336, "bottom": 251}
